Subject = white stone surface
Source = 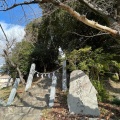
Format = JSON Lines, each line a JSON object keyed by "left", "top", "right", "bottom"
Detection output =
{"left": 58, "top": 46, "right": 67, "bottom": 91}
{"left": 62, "top": 60, "right": 67, "bottom": 91}
{"left": 49, "top": 75, "right": 57, "bottom": 107}
{"left": 25, "top": 63, "right": 36, "bottom": 91}
{"left": 7, "top": 78, "right": 20, "bottom": 106}
{"left": 67, "top": 70, "right": 100, "bottom": 116}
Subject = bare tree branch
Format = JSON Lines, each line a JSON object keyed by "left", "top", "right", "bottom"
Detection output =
{"left": 0, "top": 24, "right": 25, "bottom": 84}
{"left": 28, "top": 4, "right": 36, "bottom": 18}
{"left": 57, "top": 2, "right": 119, "bottom": 36}
{"left": 67, "top": 31, "right": 109, "bottom": 38}
{"left": 21, "top": 5, "right": 27, "bottom": 21}
{"left": 0, "top": 1, "right": 38, "bottom": 11}
{"left": 0, "top": 0, "right": 120, "bottom": 38}
{"left": 0, "top": 24, "right": 9, "bottom": 43}
{"left": 79, "top": 0, "right": 112, "bottom": 16}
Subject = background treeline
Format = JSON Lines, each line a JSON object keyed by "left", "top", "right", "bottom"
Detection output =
{"left": 2, "top": 1, "right": 120, "bottom": 103}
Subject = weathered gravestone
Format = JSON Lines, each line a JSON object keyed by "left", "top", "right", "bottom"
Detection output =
{"left": 67, "top": 70, "right": 100, "bottom": 116}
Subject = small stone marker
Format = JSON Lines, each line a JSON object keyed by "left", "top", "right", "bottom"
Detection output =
{"left": 25, "top": 63, "right": 36, "bottom": 91}
{"left": 7, "top": 78, "right": 20, "bottom": 106}
{"left": 49, "top": 75, "right": 57, "bottom": 107}
{"left": 67, "top": 70, "right": 100, "bottom": 116}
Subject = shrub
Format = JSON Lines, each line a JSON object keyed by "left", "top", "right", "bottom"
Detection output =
{"left": 92, "top": 80, "right": 109, "bottom": 102}
{"left": 67, "top": 47, "right": 118, "bottom": 81}
{"left": 112, "top": 98, "right": 120, "bottom": 106}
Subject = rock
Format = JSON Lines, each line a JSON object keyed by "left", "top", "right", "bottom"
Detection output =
{"left": 67, "top": 70, "right": 100, "bottom": 116}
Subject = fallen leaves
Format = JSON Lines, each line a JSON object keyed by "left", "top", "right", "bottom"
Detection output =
{"left": 41, "top": 88, "right": 120, "bottom": 120}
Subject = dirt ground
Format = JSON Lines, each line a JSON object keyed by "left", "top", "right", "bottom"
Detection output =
{"left": 41, "top": 87, "right": 120, "bottom": 120}
{"left": 0, "top": 78, "right": 120, "bottom": 120}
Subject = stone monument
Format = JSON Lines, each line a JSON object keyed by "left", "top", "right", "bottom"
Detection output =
{"left": 25, "top": 63, "right": 36, "bottom": 91}
{"left": 7, "top": 78, "right": 20, "bottom": 106}
{"left": 58, "top": 46, "right": 67, "bottom": 91}
{"left": 49, "top": 74, "right": 57, "bottom": 107}
{"left": 67, "top": 70, "right": 100, "bottom": 116}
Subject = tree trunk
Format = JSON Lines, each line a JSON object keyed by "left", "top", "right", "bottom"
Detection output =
{"left": 16, "top": 67, "right": 25, "bottom": 84}
{"left": 3, "top": 49, "right": 25, "bottom": 84}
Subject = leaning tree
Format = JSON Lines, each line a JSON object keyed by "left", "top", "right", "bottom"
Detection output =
{"left": 0, "top": 0, "right": 120, "bottom": 39}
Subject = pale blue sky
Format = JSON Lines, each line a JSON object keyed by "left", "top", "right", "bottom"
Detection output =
{"left": 0, "top": 3, "right": 42, "bottom": 25}
{"left": 0, "top": 1, "right": 42, "bottom": 66}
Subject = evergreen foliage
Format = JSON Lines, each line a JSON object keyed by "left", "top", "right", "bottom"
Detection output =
{"left": 24, "top": 1, "right": 117, "bottom": 73}
{"left": 67, "top": 47, "right": 117, "bottom": 80}
{"left": 3, "top": 0, "right": 120, "bottom": 103}
{"left": 67, "top": 46, "right": 120, "bottom": 102}
{"left": 112, "top": 98, "right": 120, "bottom": 106}
{"left": 10, "top": 41, "right": 34, "bottom": 76}
{"left": 92, "top": 80, "right": 109, "bottom": 102}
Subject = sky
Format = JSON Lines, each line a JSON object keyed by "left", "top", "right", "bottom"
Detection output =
{"left": 0, "top": 1, "right": 42, "bottom": 67}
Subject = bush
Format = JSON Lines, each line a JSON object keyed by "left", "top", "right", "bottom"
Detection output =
{"left": 112, "top": 98, "right": 120, "bottom": 106}
{"left": 92, "top": 80, "right": 109, "bottom": 102}
{"left": 111, "top": 73, "right": 119, "bottom": 81}
{"left": 67, "top": 47, "right": 116, "bottom": 81}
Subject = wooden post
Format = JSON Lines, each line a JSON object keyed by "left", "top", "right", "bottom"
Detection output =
{"left": 7, "top": 78, "right": 20, "bottom": 106}
{"left": 49, "top": 75, "right": 57, "bottom": 107}
{"left": 25, "top": 63, "right": 36, "bottom": 91}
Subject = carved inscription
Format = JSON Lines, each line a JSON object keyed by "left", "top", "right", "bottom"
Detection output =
{"left": 67, "top": 70, "right": 100, "bottom": 116}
